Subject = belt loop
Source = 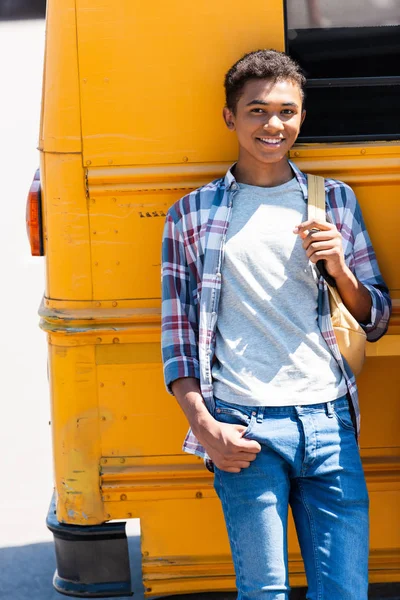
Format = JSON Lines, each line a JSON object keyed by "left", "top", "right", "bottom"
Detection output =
{"left": 326, "top": 401, "right": 334, "bottom": 418}
{"left": 256, "top": 407, "right": 263, "bottom": 424}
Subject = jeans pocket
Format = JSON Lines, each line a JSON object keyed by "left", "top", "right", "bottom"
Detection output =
{"left": 334, "top": 406, "right": 356, "bottom": 432}
{"left": 214, "top": 399, "right": 256, "bottom": 437}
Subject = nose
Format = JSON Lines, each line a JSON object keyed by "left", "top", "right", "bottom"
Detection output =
{"left": 263, "top": 114, "right": 284, "bottom": 132}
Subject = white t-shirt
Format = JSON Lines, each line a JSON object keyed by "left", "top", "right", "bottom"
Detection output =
{"left": 212, "top": 177, "right": 347, "bottom": 406}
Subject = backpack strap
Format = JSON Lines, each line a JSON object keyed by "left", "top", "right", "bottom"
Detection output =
{"left": 306, "top": 173, "right": 337, "bottom": 287}
{"left": 307, "top": 173, "right": 326, "bottom": 222}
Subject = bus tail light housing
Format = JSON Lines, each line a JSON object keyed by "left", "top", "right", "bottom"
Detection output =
{"left": 26, "top": 169, "right": 44, "bottom": 256}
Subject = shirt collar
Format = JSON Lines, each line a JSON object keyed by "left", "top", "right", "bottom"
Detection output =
{"left": 289, "top": 160, "right": 308, "bottom": 200}
{"left": 224, "top": 164, "right": 238, "bottom": 191}
{"left": 224, "top": 160, "right": 309, "bottom": 201}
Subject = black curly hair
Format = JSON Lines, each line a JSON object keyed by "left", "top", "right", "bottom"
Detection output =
{"left": 224, "top": 49, "right": 306, "bottom": 113}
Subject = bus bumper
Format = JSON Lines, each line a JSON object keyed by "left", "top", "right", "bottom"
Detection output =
{"left": 46, "top": 493, "right": 133, "bottom": 597}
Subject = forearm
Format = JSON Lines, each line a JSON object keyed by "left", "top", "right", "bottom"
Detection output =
{"left": 335, "top": 266, "right": 372, "bottom": 324}
{"left": 171, "top": 377, "right": 261, "bottom": 472}
{"left": 171, "top": 377, "right": 216, "bottom": 440}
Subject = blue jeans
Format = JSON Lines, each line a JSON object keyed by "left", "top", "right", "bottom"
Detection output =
{"left": 213, "top": 396, "right": 369, "bottom": 600}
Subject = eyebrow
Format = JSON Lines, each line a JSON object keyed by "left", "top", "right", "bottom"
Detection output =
{"left": 246, "top": 99, "right": 299, "bottom": 108}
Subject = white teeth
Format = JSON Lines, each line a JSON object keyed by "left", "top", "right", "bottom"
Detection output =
{"left": 259, "top": 137, "right": 282, "bottom": 144}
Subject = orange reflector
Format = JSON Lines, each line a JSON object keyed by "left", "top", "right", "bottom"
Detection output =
{"left": 26, "top": 169, "right": 44, "bottom": 256}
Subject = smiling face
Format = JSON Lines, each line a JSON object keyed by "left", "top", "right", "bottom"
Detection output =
{"left": 223, "top": 77, "right": 306, "bottom": 185}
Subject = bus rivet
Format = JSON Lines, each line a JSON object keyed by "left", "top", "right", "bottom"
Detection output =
{"left": 120, "top": 494, "right": 127, "bottom": 501}
{"left": 112, "top": 301, "right": 118, "bottom": 307}
{"left": 120, "top": 458, "right": 125, "bottom": 464}
{"left": 97, "top": 337, "right": 102, "bottom": 343}
{"left": 196, "top": 491, "right": 203, "bottom": 499}
{"left": 127, "top": 512, "right": 132, "bottom": 518}
{"left": 183, "top": 156, "right": 188, "bottom": 162}
{"left": 361, "top": 149, "right": 366, "bottom": 155}
{"left": 100, "top": 382, "right": 104, "bottom": 388}
{"left": 96, "top": 302, "right": 101, "bottom": 307}
{"left": 86, "top": 160, "right": 91, "bottom": 165}
{"left": 113, "top": 337, "right": 120, "bottom": 343}
{"left": 294, "top": 151, "right": 300, "bottom": 157}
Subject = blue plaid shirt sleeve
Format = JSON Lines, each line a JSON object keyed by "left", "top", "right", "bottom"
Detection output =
{"left": 350, "top": 195, "right": 391, "bottom": 341}
{"left": 161, "top": 209, "right": 200, "bottom": 393}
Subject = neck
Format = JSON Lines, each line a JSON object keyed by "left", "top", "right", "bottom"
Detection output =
{"left": 234, "top": 156, "right": 293, "bottom": 187}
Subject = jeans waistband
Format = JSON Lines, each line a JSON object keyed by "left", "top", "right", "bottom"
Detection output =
{"left": 214, "top": 395, "right": 349, "bottom": 418}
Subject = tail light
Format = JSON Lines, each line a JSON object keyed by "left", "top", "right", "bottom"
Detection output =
{"left": 26, "top": 168, "right": 44, "bottom": 256}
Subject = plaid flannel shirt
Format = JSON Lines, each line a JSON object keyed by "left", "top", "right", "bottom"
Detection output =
{"left": 161, "top": 161, "right": 391, "bottom": 458}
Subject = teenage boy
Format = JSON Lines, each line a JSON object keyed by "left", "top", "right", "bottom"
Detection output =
{"left": 161, "top": 50, "right": 391, "bottom": 600}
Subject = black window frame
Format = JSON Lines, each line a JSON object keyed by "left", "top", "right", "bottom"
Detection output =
{"left": 284, "top": 1, "right": 400, "bottom": 143}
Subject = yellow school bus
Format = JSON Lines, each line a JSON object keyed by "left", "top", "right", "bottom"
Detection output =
{"left": 26, "top": 0, "right": 400, "bottom": 596}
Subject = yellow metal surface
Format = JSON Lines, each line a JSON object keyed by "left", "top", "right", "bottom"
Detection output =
{"left": 48, "top": 343, "right": 106, "bottom": 524}
{"left": 43, "top": 316, "right": 400, "bottom": 592}
{"left": 75, "top": 0, "right": 284, "bottom": 167}
{"left": 40, "top": 153, "right": 92, "bottom": 300}
{"left": 39, "top": 0, "right": 400, "bottom": 594}
{"left": 39, "top": 0, "right": 82, "bottom": 153}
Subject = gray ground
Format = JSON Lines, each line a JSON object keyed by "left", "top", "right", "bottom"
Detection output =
{"left": 0, "top": 7, "right": 399, "bottom": 600}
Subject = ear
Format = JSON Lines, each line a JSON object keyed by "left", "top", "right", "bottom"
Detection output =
{"left": 300, "top": 110, "right": 306, "bottom": 127}
{"left": 223, "top": 106, "right": 236, "bottom": 130}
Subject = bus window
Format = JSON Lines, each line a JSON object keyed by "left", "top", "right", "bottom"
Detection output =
{"left": 285, "top": 0, "right": 400, "bottom": 141}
